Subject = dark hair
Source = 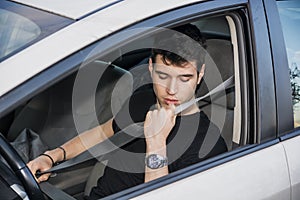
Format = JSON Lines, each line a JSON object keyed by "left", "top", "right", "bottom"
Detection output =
{"left": 151, "top": 24, "right": 206, "bottom": 71}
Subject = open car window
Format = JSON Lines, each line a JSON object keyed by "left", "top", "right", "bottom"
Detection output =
{"left": 0, "top": 11, "right": 247, "bottom": 199}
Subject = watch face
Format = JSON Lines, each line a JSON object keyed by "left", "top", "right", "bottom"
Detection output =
{"left": 146, "top": 154, "right": 167, "bottom": 169}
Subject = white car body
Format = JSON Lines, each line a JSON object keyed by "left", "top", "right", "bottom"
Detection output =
{"left": 0, "top": 0, "right": 205, "bottom": 97}
{"left": 0, "top": 0, "right": 299, "bottom": 199}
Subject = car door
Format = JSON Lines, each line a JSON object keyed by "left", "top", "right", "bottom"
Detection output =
{"left": 104, "top": 0, "right": 292, "bottom": 199}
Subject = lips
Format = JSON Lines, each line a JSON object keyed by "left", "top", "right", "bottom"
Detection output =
{"left": 164, "top": 98, "right": 179, "bottom": 105}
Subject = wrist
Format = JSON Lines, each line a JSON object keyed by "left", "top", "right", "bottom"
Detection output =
{"left": 40, "top": 153, "right": 55, "bottom": 167}
{"left": 146, "top": 139, "right": 167, "bottom": 155}
{"left": 58, "top": 146, "right": 66, "bottom": 162}
{"left": 145, "top": 136, "right": 166, "bottom": 147}
{"left": 45, "top": 148, "right": 63, "bottom": 164}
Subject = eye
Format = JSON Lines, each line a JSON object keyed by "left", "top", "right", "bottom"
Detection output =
{"left": 158, "top": 73, "right": 168, "bottom": 80}
{"left": 180, "top": 76, "right": 191, "bottom": 82}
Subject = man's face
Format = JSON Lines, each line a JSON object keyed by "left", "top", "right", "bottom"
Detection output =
{"left": 149, "top": 54, "right": 204, "bottom": 114}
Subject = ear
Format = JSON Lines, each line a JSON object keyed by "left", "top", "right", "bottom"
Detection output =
{"left": 197, "top": 64, "right": 205, "bottom": 84}
{"left": 148, "top": 57, "right": 154, "bottom": 78}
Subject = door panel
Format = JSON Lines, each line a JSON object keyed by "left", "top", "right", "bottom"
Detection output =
{"left": 282, "top": 135, "right": 300, "bottom": 200}
{"left": 132, "top": 144, "right": 290, "bottom": 200}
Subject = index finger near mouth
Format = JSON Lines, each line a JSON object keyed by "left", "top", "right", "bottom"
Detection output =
{"left": 168, "top": 103, "right": 175, "bottom": 110}
{"left": 155, "top": 99, "right": 161, "bottom": 110}
{"left": 166, "top": 104, "right": 176, "bottom": 115}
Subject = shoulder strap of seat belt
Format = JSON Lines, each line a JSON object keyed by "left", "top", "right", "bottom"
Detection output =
{"left": 37, "top": 76, "right": 234, "bottom": 176}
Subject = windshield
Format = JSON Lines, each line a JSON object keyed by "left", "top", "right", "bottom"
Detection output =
{"left": 0, "top": 1, "right": 73, "bottom": 62}
{"left": 0, "top": 9, "right": 41, "bottom": 60}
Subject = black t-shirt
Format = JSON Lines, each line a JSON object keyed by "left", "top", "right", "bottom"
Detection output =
{"left": 88, "top": 90, "right": 227, "bottom": 199}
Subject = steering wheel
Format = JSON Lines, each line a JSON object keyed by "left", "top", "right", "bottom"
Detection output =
{"left": 0, "top": 133, "right": 45, "bottom": 200}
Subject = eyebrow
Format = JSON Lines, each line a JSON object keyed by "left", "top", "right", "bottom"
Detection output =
{"left": 155, "top": 70, "right": 194, "bottom": 78}
{"left": 180, "top": 74, "right": 194, "bottom": 78}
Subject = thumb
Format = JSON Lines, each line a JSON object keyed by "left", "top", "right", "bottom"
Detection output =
{"left": 37, "top": 173, "right": 51, "bottom": 183}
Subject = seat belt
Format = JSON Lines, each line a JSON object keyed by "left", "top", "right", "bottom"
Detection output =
{"left": 174, "top": 76, "right": 234, "bottom": 114}
{"left": 37, "top": 76, "right": 234, "bottom": 176}
{"left": 40, "top": 182, "right": 76, "bottom": 200}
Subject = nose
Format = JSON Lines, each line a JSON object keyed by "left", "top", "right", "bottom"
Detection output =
{"left": 166, "top": 78, "right": 177, "bottom": 95}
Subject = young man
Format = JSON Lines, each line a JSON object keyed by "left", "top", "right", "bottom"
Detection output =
{"left": 27, "top": 24, "right": 227, "bottom": 199}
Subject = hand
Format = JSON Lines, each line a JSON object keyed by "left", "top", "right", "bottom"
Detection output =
{"left": 27, "top": 155, "right": 53, "bottom": 183}
{"left": 144, "top": 104, "right": 177, "bottom": 147}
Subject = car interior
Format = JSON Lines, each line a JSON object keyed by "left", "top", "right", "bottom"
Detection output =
{"left": 0, "top": 14, "right": 242, "bottom": 199}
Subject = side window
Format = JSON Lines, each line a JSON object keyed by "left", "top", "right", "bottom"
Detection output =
{"left": 277, "top": 0, "right": 300, "bottom": 128}
{"left": 79, "top": 15, "right": 243, "bottom": 197}
{"left": 0, "top": 10, "right": 246, "bottom": 199}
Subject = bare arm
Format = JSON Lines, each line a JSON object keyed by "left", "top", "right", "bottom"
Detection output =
{"left": 27, "top": 118, "right": 114, "bottom": 182}
{"left": 144, "top": 140, "right": 168, "bottom": 182}
{"left": 144, "top": 106, "right": 176, "bottom": 182}
{"left": 59, "top": 118, "right": 114, "bottom": 160}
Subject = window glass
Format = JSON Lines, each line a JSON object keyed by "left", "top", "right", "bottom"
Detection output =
{"left": 0, "top": 9, "right": 41, "bottom": 60}
{"left": 277, "top": 0, "right": 300, "bottom": 127}
{"left": 0, "top": 1, "right": 72, "bottom": 62}
{"left": 55, "top": 16, "right": 238, "bottom": 196}
{"left": 0, "top": 14, "right": 241, "bottom": 199}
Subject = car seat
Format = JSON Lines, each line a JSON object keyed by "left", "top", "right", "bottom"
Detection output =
{"left": 5, "top": 61, "right": 133, "bottom": 195}
{"left": 7, "top": 61, "right": 133, "bottom": 148}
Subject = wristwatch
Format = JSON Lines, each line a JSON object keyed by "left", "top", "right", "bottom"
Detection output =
{"left": 145, "top": 154, "right": 168, "bottom": 169}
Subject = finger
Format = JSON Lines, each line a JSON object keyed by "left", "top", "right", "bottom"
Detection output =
{"left": 146, "top": 110, "right": 153, "bottom": 116}
{"left": 145, "top": 111, "right": 153, "bottom": 126}
{"left": 169, "top": 104, "right": 176, "bottom": 111}
{"left": 37, "top": 173, "right": 51, "bottom": 183}
{"left": 166, "top": 104, "right": 177, "bottom": 123}
{"left": 31, "top": 170, "right": 40, "bottom": 182}
{"left": 156, "top": 99, "right": 161, "bottom": 110}
{"left": 165, "top": 104, "right": 176, "bottom": 115}
{"left": 27, "top": 163, "right": 39, "bottom": 177}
